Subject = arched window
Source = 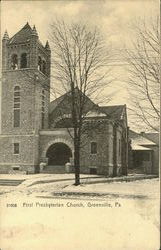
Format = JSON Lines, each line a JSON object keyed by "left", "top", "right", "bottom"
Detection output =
{"left": 11, "top": 54, "right": 18, "bottom": 70}
{"left": 14, "top": 86, "right": 20, "bottom": 91}
{"left": 42, "top": 60, "right": 46, "bottom": 74}
{"left": 13, "top": 86, "right": 20, "bottom": 127}
{"left": 91, "top": 142, "right": 97, "bottom": 154}
{"left": 38, "top": 56, "right": 42, "bottom": 71}
{"left": 41, "top": 89, "right": 45, "bottom": 129}
{"left": 55, "top": 118, "right": 73, "bottom": 128}
{"left": 20, "top": 53, "right": 27, "bottom": 68}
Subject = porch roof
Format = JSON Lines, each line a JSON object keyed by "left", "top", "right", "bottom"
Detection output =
{"left": 129, "top": 130, "right": 156, "bottom": 146}
{"left": 132, "top": 144, "right": 152, "bottom": 151}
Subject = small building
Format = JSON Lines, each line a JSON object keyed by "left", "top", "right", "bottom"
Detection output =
{"left": 0, "top": 23, "right": 129, "bottom": 176}
{"left": 129, "top": 130, "right": 159, "bottom": 175}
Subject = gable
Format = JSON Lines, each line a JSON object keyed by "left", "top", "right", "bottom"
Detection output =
{"left": 100, "top": 105, "right": 125, "bottom": 120}
{"left": 9, "top": 23, "right": 33, "bottom": 44}
{"left": 129, "top": 130, "right": 156, "bottom": 151}
{"left": 49, "top": 89, "right": 128, "bottom": 129}
{"left": 49, "top": 88, "right": 97, "bottom": 127}
{"left": 143, "top": 133, "right": 159, "bottom": 145}
{"left": 49, "top": 88, "right": 97, "bottom": 115}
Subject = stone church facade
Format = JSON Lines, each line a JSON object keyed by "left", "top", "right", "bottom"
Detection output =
{"left": 0, "top": 23, "right": 129, "bottom": 176}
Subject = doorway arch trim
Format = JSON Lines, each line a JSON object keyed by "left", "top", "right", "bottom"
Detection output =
{"left": 42, "top": 138, "right": 74, "bottom": 158}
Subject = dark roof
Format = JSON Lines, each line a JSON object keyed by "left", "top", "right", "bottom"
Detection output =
{"left": 49, "top": 90, "right": 127, "bottom": 122}
{"left": 129, "top": 130, "right": 156, "bottom": 147}
{"left": 142, "top": 133, "right": 159, "bottom": 145}
{"left": 9, "top": 23, "right": 33, "bottom": 44}
{"left": 49, "top": 93, "right": 68, "bottom": 113}
{"left": 100, "top": 105, "right": 125, "bottom": 119}
{"left": 49, "top": 87, "right": 99, "bottom": 117}
{"left": 49, "top": 87, "right": 96, "bottom": 114}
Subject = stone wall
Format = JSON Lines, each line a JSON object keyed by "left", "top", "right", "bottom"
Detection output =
{"left": 1, "top": 69, "right": 49, "bottom": 134}
{"left": 80, "top": 120, "right": 111, "bottom": 175}
{"left": 0, "top": 135, "right": 39, "bottom": 173}
{"left": 38, "top": 119, "right": 127, "bottom": 176}
{"left": 39, "top": 129, "right": 74, "bottom": 162}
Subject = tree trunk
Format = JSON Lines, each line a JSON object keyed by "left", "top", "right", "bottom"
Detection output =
{"left": 74, "top": 140, "right": 80, "bottom": 185}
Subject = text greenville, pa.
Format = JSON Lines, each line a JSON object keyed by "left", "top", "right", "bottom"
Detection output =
{"left": 6, "top": 201, "right": 122, "bottom": 208}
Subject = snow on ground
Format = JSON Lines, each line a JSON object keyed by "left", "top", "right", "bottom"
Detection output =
{"left": 0, "top": 173, "right": 100, "bottom": 181}
{"left": 0, "top": 178, "right": 160, "bottom": 250}
{"left": 0, "top": 176, "right": 159, "bottom": 196}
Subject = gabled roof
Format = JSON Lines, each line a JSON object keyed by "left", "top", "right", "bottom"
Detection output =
{"left": 9, "top": 23, "right": 33, "bottom": 44}
{"left": 129, "top": 130, "right": 156, "bottom": 151}
{"left": 49, "top": 90, "right": 127, "bottom": 124}
{"left": 132, "top": 145, "right": 152, "bottom": 151}
{"left": 49, "top": 92, "right": 69, "bottom": 113}
{"left": 143, "top": 133, "right": 159, "bottom": 145}
{"left": 100, "top": 105, "right": 125, "bottom": 120}
{"left": 129, "top": 130, "right": 156, "bottom": 145}
{"left": 49, "top": 87, "right": 97, "bottom": 115}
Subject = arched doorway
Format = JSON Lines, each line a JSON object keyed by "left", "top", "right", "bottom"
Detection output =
{"left": 46, "top": 143, "right": 72, "bottom": 166}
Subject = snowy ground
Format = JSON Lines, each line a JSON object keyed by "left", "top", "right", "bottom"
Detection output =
{"left": 0, "top": 178, "right": 160, "bottom": 250}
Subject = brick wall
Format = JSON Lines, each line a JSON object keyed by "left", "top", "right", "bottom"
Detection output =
{"left": 1, "top": 69, "right": 49, "bottom": 134}
{"left": 80, "top": 120, "right": 111, "bottom": 175}
{"left": 0, "top": 135, "right": 39, "bottom": 173}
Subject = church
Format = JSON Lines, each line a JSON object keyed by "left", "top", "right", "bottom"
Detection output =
{"left": 0, "top": 23, "right": 129, "bottom": 176}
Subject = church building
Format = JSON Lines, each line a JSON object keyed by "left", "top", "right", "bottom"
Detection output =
{"left": 0, "top": 23, "right": 129, "bottom": 176}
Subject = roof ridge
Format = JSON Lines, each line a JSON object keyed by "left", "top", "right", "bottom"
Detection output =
{"left": 129, "top": 130, "right": 157, "bottom": 145}
{"left": 9, "top": 22, "right": 33, "bottom": 44}
{"left": 49, "top": 88, "right": 96, "bottom": 114}
{"left": 50, "top": 87, "right": 86, "bottom": 105}
{"left": 22, "top": 22, "right": 32, "bottom": 30}
{"left": 50, "top": 89, "right": 71, "bottom": 104}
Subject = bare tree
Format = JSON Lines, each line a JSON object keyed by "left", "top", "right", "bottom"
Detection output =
{"left": 50, "top": 20, "right": 112, "bottom": 185}
{"left": 125, "top": 16, "right": 160, "bottom": 131}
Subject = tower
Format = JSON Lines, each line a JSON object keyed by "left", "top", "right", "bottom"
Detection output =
{"left": 0, "top": 23, "right": 51, "bottom": 173}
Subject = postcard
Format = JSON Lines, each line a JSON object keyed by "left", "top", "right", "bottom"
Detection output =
{"left": 0, "top": 1, "right": 160, "bottom": 249}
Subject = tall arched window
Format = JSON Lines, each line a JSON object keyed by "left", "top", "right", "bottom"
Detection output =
{"left": 41, "top": 89, "right": 45, "bottom": 129}
{"left": 42, "top": 60, "right": 46, "bottom": 74}
{"left": 20, "top": 53, "right": 27, "bottom": 68}
{"left": 11, "top": 54, "right": 18, "bottom": 70}
{"left": 14, "top": 86, "right": 20, "bottom": 127}
{"left": 38, "top": 56, "right": 42, "bottom": 71}
{"left": 91, "top": 142, "right": 97, "bottom": 154}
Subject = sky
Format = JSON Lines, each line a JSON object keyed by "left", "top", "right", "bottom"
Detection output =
{"left": 1, "top": 0, "right": 158, "bottom": 130}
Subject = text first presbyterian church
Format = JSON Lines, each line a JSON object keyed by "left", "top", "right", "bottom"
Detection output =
{"left": 0, "top": 23, "right": 129, "bottom": 176}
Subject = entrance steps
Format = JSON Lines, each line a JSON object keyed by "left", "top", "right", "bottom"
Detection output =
{"left": 41, "top": 165, "right": 67, "bottom": 174}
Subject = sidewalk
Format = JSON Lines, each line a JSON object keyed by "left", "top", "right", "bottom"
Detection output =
{"left": 0, "top": 173, "right": 158, "bottom": 187}
{"left": 22, "top": 173, "right": 159, "bottom": 187}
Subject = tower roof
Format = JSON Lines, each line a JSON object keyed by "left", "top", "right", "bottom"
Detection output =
{"left": 32, "top": 25, "right": 38, "bottom": 36}
{"left": 3, "top": 30, "right": 9, "bottom": 40}
{"left": 45, "top": 40, "right": 50, "bottom": 50}
{"left": 9, "top": 22, "right": 34, "bottom": 44}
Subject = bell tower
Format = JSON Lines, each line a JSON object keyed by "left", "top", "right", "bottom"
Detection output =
{"left": 0, "top": 23, "right": 51, "bottom": 173}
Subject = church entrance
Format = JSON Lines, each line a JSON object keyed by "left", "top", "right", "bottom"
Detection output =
{"left": 46, "top": 143, "right": 72, "bottom": 166}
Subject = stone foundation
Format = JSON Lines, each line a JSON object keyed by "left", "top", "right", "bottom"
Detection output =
{"left": 0, "top": 164, "right": 35, "bottom": 174}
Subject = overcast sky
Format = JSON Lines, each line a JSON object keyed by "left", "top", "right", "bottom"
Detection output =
{"left": 1, "top": 0, "right": 158, "bottom": 129}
